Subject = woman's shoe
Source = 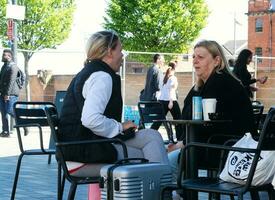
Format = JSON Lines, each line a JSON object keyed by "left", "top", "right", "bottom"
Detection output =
{"left": 0, "top": 131, "right": 10, "bottom": 137}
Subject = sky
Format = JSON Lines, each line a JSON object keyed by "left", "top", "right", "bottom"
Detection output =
{"left": 5, "top": 0, "right": 250, "bottom": 75}
{"left": 62, "top": 0, "right": 248, "bottom": 48}
{"left": 59, "top": 0, "right": 249, "bottom": 50}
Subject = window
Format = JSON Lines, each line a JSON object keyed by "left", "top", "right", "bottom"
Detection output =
{"left": 133, "top": 68, "right": 143, "bottom": 73}
{"left": 255, "top": 47, "right": 263, "bottom": 63}
{"left": 182, "top": 54, "right": 189, "bottom": 61}
{"left": 255, "top": 18, "right": 263, "bottom": 32}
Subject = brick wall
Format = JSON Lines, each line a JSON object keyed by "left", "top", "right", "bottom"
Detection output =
{"left": 24, "top": 70, "right": 275, "bottom": 112}
{"left": 248, "top": 0, "right": 275, "bottom": 69}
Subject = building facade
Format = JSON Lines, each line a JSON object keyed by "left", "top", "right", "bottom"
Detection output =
{"left": 248, "top": 0, "right": 275, "bottom": 69}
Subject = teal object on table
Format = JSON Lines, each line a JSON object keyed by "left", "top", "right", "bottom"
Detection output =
{"left": 124, "top": 105, "right": 140, "bottom": 125}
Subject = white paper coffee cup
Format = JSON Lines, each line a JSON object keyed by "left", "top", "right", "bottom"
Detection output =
{"left": 202, "top": 98, "right": 217, "bottom": 121}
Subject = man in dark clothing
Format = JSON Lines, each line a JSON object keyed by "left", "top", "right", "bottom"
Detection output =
{"left": 0, "top": 49, "right": 20, "bottom": 137}
{"left": 140, "top": 54, "right": 164, "bottom": 101}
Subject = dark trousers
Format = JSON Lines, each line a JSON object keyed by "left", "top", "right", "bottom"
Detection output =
{"left": 151, "top": 100, "right": 183, "bottom": 140}
{"left": 0, "top": 95, "right": 18, "bottom": 132}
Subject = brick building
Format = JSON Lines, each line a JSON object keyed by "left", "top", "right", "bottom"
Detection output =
{"left": 248, "top": 0, "right": 275, "bottom": 69}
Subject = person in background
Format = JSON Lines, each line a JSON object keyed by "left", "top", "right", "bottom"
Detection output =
{"left": 139, "top": 54, "right": 165, "bottom": 101}
{"left": 228, "top": 58, "right": 235, "bottom": 71}
{"left": 0, "top": 49, "right": 20, "bottom": 137}
{"left": 168, "top": 40, "right": 257, "bottom": 186}
{"left": 59, "top": 31, "right": 169, "bottom": 177}
{"left": 233, "top": 49, "right": 268, "bottom": 98}
{"left": 153, "top": 61, "right": 183, "bottom": 139}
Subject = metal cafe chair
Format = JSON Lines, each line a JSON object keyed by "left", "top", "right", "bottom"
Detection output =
{"left": 44, "top": 106, "right": 128, "bottom": 200}
{"left": 251, "top": 100, "right": 264, "bottom": 131}
{"left": 11, "top": 101, "right": 56, "bottom": 200}
{"left": 161, "top": 107, "right": 275, "bottom": 200}
{"left": 48, "top": 90, "right": 67, "bottom": 164}
{"left": 138, "top": 101, "right": 176, "bottom": 143}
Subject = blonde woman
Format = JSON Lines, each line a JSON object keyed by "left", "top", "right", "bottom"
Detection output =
{"left": 168, "top": 40, "right": 257, "bottom": 184}
{"left": 59, "top": 31, "right": 169, "bottom": 178}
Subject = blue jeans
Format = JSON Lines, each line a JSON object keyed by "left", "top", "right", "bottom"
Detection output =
{"left": 0, "top": 95, "right": 18, "bottom": 132}
{"left": 168, "top": 149, "right": 181, "bottom": 183}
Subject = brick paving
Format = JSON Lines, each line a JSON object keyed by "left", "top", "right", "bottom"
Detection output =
{"left": 0, "top": 127, "right": 270, "bottom": 199}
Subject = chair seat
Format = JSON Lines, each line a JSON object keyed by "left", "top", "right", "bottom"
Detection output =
{"left": 181, "top": 177, "right": 273, "bottom": 195}
{"left": 23, "top": 149, "right": 55, "bottom": 155}
{"left": 67, "top": 162, "right": 107, "bottom": 178}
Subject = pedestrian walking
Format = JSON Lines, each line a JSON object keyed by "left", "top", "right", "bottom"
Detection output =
{"left": 0, "top": 49, "right": 21, "bottom": 137}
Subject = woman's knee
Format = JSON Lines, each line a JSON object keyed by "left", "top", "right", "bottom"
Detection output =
{"left": 137, "top": 128, "right": 164, "bottom": 143}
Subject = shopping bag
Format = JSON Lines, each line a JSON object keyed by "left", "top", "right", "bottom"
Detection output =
{"left": 219, "top": 133, "right": 275, "bottom": 186}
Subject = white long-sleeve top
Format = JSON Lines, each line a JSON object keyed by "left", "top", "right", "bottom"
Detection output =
{"left": 81, "top": 71, "right": 123, "bottom": 138}
{"left": 159, "top": 75, "right": 178, "bottom": 101}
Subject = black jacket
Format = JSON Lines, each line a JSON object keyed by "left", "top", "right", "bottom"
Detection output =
{"left": 0, "top": 61, "right": 20, "bottom": 96}
{"left": 181, "top": 69, "right": 257, "bottom": 140}
{"left": 59, "top": 60, "right": 122, "bottom": 163}
{"left": 140, "top": 64, "right": 163, "bottom": 101}
{"left": 233, "top": 65, "right": 256, "bottom": 98}
{"left": 181, "top": 70, "right": 257, "bottom": 169}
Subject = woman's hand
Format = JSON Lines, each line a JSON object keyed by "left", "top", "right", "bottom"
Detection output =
{"left": 122, "top": 121, "right": 137, "bottom": 131}
{"left": 168, "top": 100, "right": 173, "bottom": 110}
{"left": 167, "top": 141, "right": 184, "bottom": 153}
{"left": 258, "top": 76, "right": 268, "bottom": 84}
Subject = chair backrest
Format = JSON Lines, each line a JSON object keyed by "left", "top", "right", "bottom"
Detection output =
{"left": 44, "top": 106, "right": 59, "bottom": 144}
{"left": 241, "top": 106, "right": 275, "bottom": 189}
{"left": 251, "top": 100, "right": 264, "bottom": 130}
{"left": 138, "top": 101, "right": 166, "bottom": 128}
{"left": 13, "top": 101, "right": 56, "bottom": 152}
{"left": 44, "top": 106, "right": 76, "bottom": 182}
{"left": 13, "top": 101, "right": 56, "bottom": 127}
{"left": 54, "top": 90, "right": 67, "bottom": 117}
{"left": 257, "top": 106, "right": 275, "bottom": 151}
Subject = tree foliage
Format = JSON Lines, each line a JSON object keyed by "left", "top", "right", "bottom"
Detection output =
{"left": 104, "top": 0, "right": 209, "bottom": 54}
{"left": 0, "top": 0, "right": 75, "bottom": 100}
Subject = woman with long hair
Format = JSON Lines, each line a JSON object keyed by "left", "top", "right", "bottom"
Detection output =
{"left": 157, "top": 61, "right": 182, "bottom": 140}
{"left": 233, "top": 49, "right": 267, "bottom": 98}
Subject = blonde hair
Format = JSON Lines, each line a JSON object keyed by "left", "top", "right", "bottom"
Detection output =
{"left": 193, "top": 40, "right": 234, "bottom": 90}
{"left": 85, "top": 30, "right": 119, "bottom": 63}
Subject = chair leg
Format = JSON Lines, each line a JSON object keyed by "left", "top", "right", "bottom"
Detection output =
{"left": 250, "top": 191, "right": 260, "bottom": 200}
{"left": 209, "top": 193, "right": 221, "bottom": 200}
{"left": 57, "top": 163, "right": 62, "bottom": 200}
{"left": 10, "top": 153, "right": 24, "bottom": 200}
{"left": 61, "top": 174, "right": 66, "bottom": 199}
{"left": 238, "top": 194, "right": 243, "bottom": 200}
{"left": 48, "top": 154, "right": 52, "bottom": 164}
{"left": 68, "top": 183, "right": 77, "bottom": 200}
{"left": 268, "top": 189, "right": 275, "bottom": 200}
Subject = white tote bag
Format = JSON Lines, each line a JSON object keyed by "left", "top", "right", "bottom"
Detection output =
{"left": 219, "top": 133, "right": 275, "bottom": 186}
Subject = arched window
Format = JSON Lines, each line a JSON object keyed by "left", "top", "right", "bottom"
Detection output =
{"left": 255, "top": 18, "right": 263, "bottom": 32}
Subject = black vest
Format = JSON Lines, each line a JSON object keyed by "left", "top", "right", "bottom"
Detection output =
{"left": 59, "top": 60, "right": 122, "bottom": 163}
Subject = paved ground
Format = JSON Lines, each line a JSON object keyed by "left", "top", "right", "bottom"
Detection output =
{"left": 0, "top": 128, "right": 88, "bottom": 200}
{"left": 0, "top": 127, "right": 270, "bottom": 199}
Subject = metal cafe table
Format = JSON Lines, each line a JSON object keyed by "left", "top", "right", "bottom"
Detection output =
{"left": 156, "top": 119, "right": 232, "bottom": 200}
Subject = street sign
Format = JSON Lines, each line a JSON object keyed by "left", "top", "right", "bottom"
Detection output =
{"left": 7, "top": 19, "right": 13, "bottom": 40}
{"left": 6, "top": 4, "right": 25, "bottom": 20}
